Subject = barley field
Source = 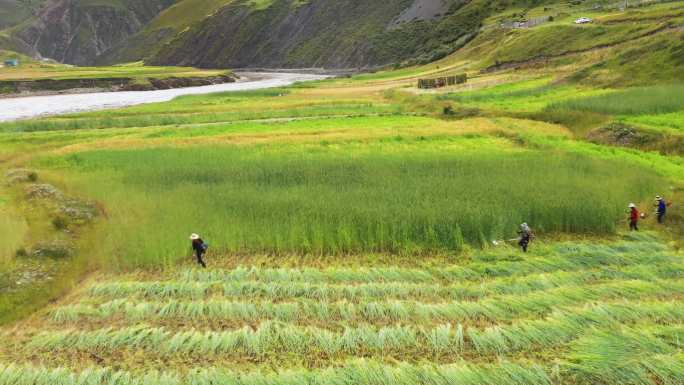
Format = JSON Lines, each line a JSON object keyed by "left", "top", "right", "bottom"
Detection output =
{"left": 1, "top": 1, "right": 683, "bottom": 378}
{"left": 0, "top": 232, "right": 682, "bottom": 384}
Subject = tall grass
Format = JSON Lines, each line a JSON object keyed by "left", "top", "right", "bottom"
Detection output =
{"left": 0, "top": 103, "right": 401, "bottom": 133}
{"left": 546, "top": 85, "right": 684, "bottom": 116}
{"left": 624, "top": 111, "right": 684, "bottom": 132}
{"left": 39, "top": 144, "right": 665, "bottom": 266}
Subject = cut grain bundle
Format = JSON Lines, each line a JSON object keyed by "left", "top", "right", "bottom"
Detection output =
{"left": 0, "top": 360, "right": 554, "bottom": 385}
{"left": 89, "top": 281, "right": 212, "bottom": 299}
{"left": 564, "top": 326, "right": 684, "bottom": 385}
{"left": 30, "top": 301, "right": 684, "bottom": 358}
{"left": 51, "top": 278, "right": 682, "bottom": 325}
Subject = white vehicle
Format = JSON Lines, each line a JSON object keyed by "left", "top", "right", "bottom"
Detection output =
{"left": 574, "top": 17, "right": 593, "bottom": 24}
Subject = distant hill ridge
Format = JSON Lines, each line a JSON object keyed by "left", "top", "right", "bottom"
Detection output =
{"left": 0, "top": 0, "right": 682, "bottom": 72}
{"left": 0, "top": 0, "right": 546, "bottom": 68}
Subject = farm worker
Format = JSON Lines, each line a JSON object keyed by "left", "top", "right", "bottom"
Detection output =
{"left": 628, "top": 203, "right": 639, "bottom": 231}
{"left": 190, "top": 233, "right": 208, "bottom": 268}
{"left": 517, "top": 223, "right": 534, "bottom": 252}
{"left": 655, "top": 196, "right": 667, "bottom": 224}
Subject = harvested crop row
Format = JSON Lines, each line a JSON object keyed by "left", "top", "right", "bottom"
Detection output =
{"left": 0, "top": 360, "right": 553, "bottom": 385}
{"left": 564, "top": 326, "right": 684, "bottom": 385}
{"left": 178, "top": 245, "right": 679, "bottom": 284}
{"left": 28, "top": 302, "right": 683, "bottom": 358}
{"left": 52, "top": 279, "right": 683, "bottom": 325}
{"left": 87, "top": 262, "right": 683, "bottom": 301}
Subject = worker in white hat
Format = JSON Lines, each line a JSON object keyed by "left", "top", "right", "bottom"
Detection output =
{"left": 628, "top": 203, "right": 639, "bottom": 231}
{"left": 517, "top": 223, "right": 534, "bottom": 252}
{"left": 190, "top": 233, "right": 208, "bottom": 268}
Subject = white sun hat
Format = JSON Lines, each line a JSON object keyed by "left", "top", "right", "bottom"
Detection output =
{"left": 190, "top": 233, "right": 200, "bottom": 240}
{"left": 655, "top": 196, "right": 662, "bottom": 200}
{"left": 629, "top": 203, "right": 636, "bottom": 208}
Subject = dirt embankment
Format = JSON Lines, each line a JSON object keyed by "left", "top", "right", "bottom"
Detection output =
{"left": 0, "top": 74, "right": 237, "bottom": 98}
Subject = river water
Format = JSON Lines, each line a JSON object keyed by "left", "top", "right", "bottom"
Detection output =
{"left": 0, "top": 72, "right": 327, "bottom": 122}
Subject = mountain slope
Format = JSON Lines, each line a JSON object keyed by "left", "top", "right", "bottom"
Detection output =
{"left": 120, "top": 0, "right": 501, "bottom": 69}
{"left": 1, "top": 0, "right": 680, "bottom": 73}
{"left": 0, "top": 0, "right": 50, "bottom": 29}
{"left": 8, "top": 0, "right": 176, "bottom": 65}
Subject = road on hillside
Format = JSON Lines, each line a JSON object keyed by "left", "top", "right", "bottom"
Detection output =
{"left": 0, "top": 72, "right": 327, "bottom": 122}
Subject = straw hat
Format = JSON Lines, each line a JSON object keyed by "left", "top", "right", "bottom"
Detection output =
{"left": 190, "top": 233, "right": 200, "bottom": 240}
{"left": 656, "top": 196, "right": 662, "bottom": 200}
{"left": 629, "top": 203, "right": 636, "bottom": 208}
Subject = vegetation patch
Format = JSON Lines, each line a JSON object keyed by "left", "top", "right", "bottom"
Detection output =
{"left": 546, "top": 84, "right": 684, "bottom": 116}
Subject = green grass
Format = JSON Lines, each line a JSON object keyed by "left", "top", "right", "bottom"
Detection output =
{"left": 623, "top": 111, "right": 684, "bottom": 133}
{"left": 34, "top": 141, "right": 665, "bottom": 267}
{"left": 0, "top": 88, "right": 397, "bottom": 133}
{"left": 0, "top": 205, "right": 26, "bottom": 265}
{"left": 0, "top": 61, "right": 230, "bottom": 82}
{"left": 546, "top": 85, "right": 684, "bottom": 116}
{"left": 438, "top": 79, "right": 611, "bottom": 113}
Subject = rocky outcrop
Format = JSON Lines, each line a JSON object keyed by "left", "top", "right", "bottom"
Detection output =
{"left": 13, "top": 0, "right": 175, "bottom": 65}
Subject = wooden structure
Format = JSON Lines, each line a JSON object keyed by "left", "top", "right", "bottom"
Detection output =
{"left": 417, "top": 73, "right": 467, "bottom": 89}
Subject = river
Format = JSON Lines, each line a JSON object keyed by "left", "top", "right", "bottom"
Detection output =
{"left": 0, "top": 72, "right": 327, "bottom": 122}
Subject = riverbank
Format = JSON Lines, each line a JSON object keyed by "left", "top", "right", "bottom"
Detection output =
{"left": 0, "top": 72, "right": 328, "bottom": 122}
{"left": 0, "top": 74, "right": 238, "bottom": 98}
{"left": 0, "top": 61, "right": 240, "bottom": 97}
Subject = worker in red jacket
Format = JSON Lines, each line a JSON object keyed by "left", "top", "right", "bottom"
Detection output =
{"left": 628, "top": 203, "right": 639, "bottom": 231}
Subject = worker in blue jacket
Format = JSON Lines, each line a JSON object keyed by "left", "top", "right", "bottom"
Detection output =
{"left": 655, "top": 196, "right": 667, "bottom": 224}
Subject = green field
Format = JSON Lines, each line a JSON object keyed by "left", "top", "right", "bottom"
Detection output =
{"left": 34, "top": 140, "right": 664, "bottom": 266}
{"left": 0, "top": 0, "right": 683, "bottom": 383}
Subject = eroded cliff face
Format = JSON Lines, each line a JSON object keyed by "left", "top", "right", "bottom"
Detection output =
{"left": 13, "top": 0, "right": 175, "bottom": 65}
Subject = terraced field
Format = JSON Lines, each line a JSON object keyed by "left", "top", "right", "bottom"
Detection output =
{"left": 1, "top": 233, "right": 682, "bottom": 384}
